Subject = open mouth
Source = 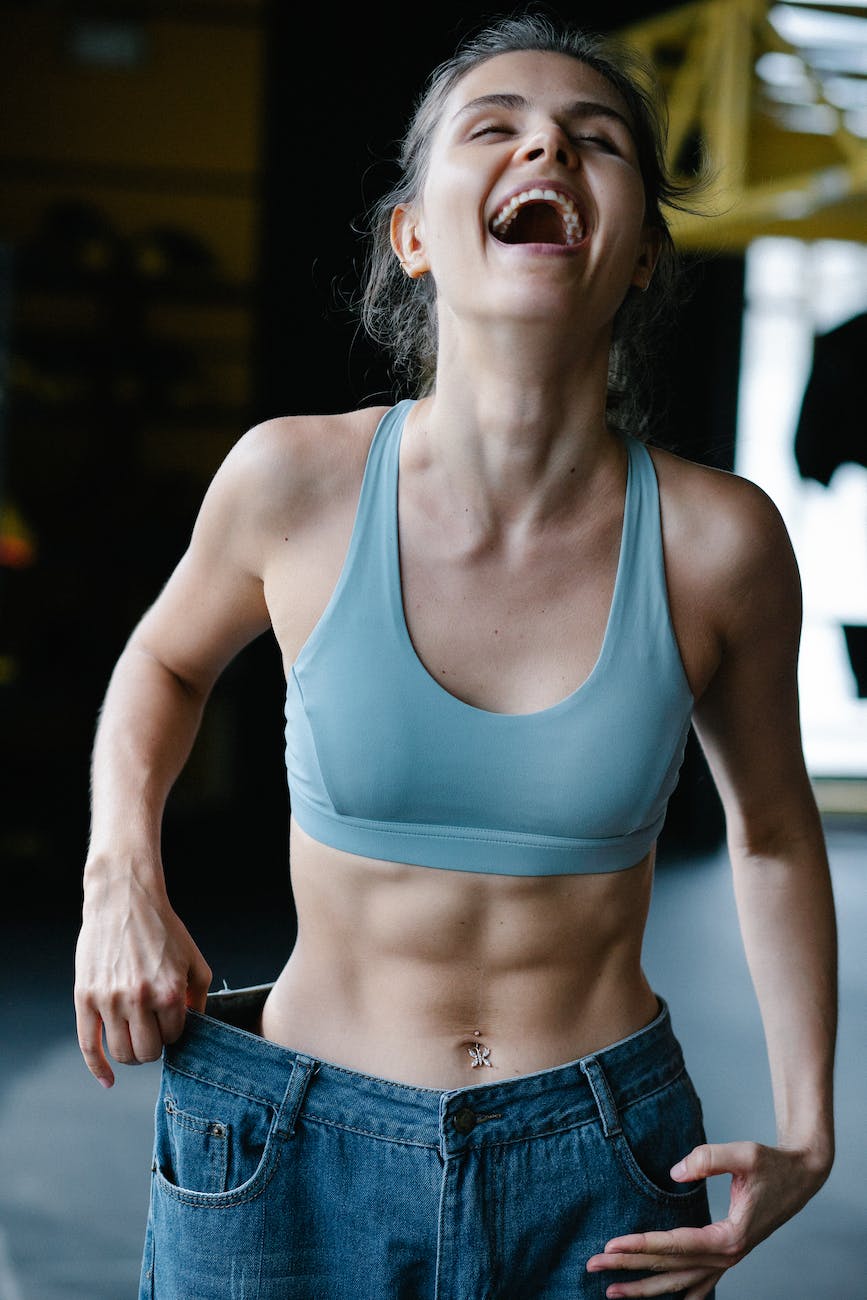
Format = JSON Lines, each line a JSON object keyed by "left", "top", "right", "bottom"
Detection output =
{"left": 490, "top": 188, "right": 586, "bottom": 247}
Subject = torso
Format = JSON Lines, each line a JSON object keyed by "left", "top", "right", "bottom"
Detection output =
{"left": 254, "top": 402, "right": 725, "bottom": 1086}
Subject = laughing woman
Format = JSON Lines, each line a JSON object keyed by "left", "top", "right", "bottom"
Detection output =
{"left": 74, "top": 12, "right": 836, "bottom": 1299}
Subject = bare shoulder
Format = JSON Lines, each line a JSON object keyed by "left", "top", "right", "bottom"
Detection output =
{"left": 186, "top": 405, "right": 390, "bottom": 565}
{"left": 214, "top": 405, "right": 391, "bottom": 525}
{"left": 647, "top": 442, "right": 801, "bottom": 636}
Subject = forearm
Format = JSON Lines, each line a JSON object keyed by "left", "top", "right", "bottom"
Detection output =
{"left": 84, "top": 636, "right": 210, "bottom": 894}
{"left": 729, "top": 819, "right": 837, "bottom": 1170}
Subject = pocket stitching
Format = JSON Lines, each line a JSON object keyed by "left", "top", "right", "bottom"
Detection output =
{"left": 164, "top": 1095, "right": 229, "bottom": 1193}
{"left": 157, "top": 1069, "right": 281, "bottom": 1205}
{"left": 609, "top": 1072, "right": 708, "bottom": 1205}
{"left": 153, "top": 1128, "right": 283, "bottom": 1208}
{"left": 610, "top": 1131, "right": 706, "bottom": 1204}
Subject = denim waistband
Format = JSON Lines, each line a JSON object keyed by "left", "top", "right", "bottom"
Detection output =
{"left": 167, "top": 995, "right": 686, "bottom": 1158}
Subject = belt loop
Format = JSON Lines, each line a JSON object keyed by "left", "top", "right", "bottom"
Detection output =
{"left": 275, "top": 1053, "right": 317, "bottom": 1141}
{"left": 580, "top": 1056, "right": 622, "bottom": 1138}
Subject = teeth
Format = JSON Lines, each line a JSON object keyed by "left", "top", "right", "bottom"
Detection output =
{"left": 490, "top": 188, "right": 585, "bottom": 244}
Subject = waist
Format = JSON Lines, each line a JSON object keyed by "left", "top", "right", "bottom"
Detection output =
{"left": 172, "top": 992, "right": 684, "bottom": 1153}
{"left": 221, "top": 962, "right": 659, "bottom": 1087}
{"left": 273, "top": 828, "right": 657, "bottom": 1084}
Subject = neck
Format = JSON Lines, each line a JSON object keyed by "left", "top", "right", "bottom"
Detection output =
{"left": 405, "top": 322, "right": 622, "bottom": 530}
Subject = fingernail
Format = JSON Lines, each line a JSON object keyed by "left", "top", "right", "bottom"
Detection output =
{"left": 670, "top": 1159, "right": 686, "bottom": 1178}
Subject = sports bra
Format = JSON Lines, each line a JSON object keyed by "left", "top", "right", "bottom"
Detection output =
{"left": 284, "top": 400, "right": 694, "bottom": 876}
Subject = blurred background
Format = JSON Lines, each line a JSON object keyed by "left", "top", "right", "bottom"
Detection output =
{"left": 0, "top": 1, "right": 865, "bottom": 1297}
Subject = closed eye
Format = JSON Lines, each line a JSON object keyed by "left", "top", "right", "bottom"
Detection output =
{"left": 574, "top": 133, "right": 619, "bottom": 153}
{"left": 469, "top": 123, "right": 514, "bottom": 139}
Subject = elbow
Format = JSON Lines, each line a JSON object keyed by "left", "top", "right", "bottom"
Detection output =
{"left": 123, "top": 636, "right": 213, "bottom": 707}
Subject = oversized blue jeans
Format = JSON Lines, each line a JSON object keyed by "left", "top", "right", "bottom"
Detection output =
{"left": 140, "top": 990, "right": 713, "bottom": 1299}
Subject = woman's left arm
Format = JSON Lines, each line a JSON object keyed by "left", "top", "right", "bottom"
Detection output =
{"left": 587, "top": 479, "right": 838, "bottom": 1299}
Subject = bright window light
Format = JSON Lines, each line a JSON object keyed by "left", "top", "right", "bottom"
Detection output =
{"left": 737, "top": 239, "right": 867, "bottom": 777}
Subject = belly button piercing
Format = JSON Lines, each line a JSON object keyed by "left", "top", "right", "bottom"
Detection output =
{"left": 468, "top": 1042, "right": 492, "bottom": 1068}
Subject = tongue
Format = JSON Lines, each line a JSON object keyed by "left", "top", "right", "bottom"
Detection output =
{"left": 506, "top": 203, "right": 565, "bottom": 245}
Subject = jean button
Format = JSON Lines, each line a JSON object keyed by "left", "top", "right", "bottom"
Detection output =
{"left": 453, "top": 1107, "right": 477, "bottom": 1134}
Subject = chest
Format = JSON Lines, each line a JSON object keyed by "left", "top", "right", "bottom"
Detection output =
{"left": 396, "top": 508, "right": 623, "bottom": 714}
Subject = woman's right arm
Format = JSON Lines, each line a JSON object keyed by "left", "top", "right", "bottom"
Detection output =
{"left": 74, "top": 425, "right": 279, "bottom": 1088}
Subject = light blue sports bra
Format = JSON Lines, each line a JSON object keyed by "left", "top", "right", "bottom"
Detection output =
{"left": 285, "top": 400, "right": 694, "bottom": 876}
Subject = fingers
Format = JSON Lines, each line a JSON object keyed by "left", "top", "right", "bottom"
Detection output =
{"left": 127, "top": 1002, "right": 173, "bottom": 1063}
{"left": 75, "top": 976, "right": 194, "bottom": 1084}
{"left": 684, "top": 1276, "right": 726, "bottom": 1300}
{"left": 75, "top": 1002, "right": 114, "bottom": 1089}
{"left": 601, "top": 1266, "right": 717, "bottom": 1298}
{"left": 592, "top": 1221, "right": 735, "bottom": 1261}
{"left": 586, "top": 1219, "right": 744, "bottom": 1297}
{"left": 587, "top": 1229, "right": 727, "bottom": 1300}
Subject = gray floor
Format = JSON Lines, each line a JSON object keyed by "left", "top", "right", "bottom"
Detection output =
{"left": 0, "top": 822, "right": 864, "bottom": 1300}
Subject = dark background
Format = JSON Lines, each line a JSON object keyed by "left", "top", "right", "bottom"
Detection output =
{"left": 0, "top": 0, "right": 737, "bottom": 925}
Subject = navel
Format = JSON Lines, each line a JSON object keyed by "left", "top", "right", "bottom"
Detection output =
{"left": 464, "top": 1029, "right": 493, "bottom": 1068}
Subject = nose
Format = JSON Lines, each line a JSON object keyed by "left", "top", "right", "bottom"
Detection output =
{"left": 523, "top": 122, "right": 578, "bottom": 168}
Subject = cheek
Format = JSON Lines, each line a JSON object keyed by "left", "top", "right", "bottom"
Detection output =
{"left": 423, "top": 197, "right": 483, "bottom": 271}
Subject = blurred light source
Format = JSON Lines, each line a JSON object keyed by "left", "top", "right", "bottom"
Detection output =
{"left": 770, "top": 4, "right": 867, "bottom": 46}
{"left": 844, "top": 108, "right": 867, "bottom": 135}
{"left": 823, "top": 75, "right": 867, "bottom": 109}
{"left": 769, "top": 102, "right": 841, "bottom": 134}
{"left": 756, "top": 50, "right": 812, "bottom": 87}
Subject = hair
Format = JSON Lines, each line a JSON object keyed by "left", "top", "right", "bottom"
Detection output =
{"left": 355, "top": 9, "right": 712, "bottom": 437}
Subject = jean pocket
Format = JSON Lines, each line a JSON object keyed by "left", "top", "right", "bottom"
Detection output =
{"left": 154, "top": 1065, "right": 280, "bottom": 1204}
{"left": 610, "top": 1069, "right": 709, "bottom": 1205}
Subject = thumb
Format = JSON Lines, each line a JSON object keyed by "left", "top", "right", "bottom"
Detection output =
{"left": 671, "top": 1141, "right": 761, "bottom": 1183}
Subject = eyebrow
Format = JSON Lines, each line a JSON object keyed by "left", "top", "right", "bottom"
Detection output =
{"left": 452, "top": 93, "right": 634, "bottom": 137}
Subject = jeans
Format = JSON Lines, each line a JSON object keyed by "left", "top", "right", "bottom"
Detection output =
{"left": 140, "top": 989, "right": 713, "bottom": 1299}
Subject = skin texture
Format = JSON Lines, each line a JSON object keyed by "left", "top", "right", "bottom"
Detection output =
{"left": 74, "top": 50, "right": 836, "bottom": 1300}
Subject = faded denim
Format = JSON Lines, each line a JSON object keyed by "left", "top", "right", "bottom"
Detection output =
{"left": 140, "top": 990, "right": 713, "bottom": 1299}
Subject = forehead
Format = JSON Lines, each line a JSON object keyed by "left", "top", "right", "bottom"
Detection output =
{"left": 442, "top": 48, "right": 632, "bottom": 126}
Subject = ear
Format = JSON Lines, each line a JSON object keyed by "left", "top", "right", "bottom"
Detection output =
{"left": 390, "top": 203, "right": 430, "bottom": 280}
{"left": 631, "top": 226, "right": 663, "bottom": 292}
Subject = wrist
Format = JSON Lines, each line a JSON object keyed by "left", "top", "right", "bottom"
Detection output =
{"left": 82, "top": 846, "right": 168, "bottom": 903}
{"left": 779, "top": 1134, "right": 835, "bottom": 1181}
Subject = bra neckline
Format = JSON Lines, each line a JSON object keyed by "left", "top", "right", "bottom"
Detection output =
{"left": 389, "top": 401, "right": 636, "bottom": 720}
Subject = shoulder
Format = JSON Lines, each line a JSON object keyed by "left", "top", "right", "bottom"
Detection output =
{"left": 223, "top": 406, "right": 390, "bottom": 507}
{"left": 647, "top": 442, "right": 801, "bottom": 640}
{"left": 196, "top": 406, "right": 391, "bottom": 531}
{"left": 648, "top": 442, "right": 792, "bottom": 554}
{"left": 181, "top": 406, "right": 392, "bottom": 578}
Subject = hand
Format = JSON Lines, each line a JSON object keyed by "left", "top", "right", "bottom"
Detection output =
{"left": 585, "top": 1140, "right": 832, "bottom": 1299}
{"left": 74, "top": 868, "right": 212, "bottom": 1089}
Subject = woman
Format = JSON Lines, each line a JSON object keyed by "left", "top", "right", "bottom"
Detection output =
{"left": 74, "top": 12, "right": 837, "bottom": 1299}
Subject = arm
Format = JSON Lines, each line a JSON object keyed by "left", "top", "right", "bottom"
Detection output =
{"left": 588, "top": 480, "right": 837, "bottom": 1298}
{"left": 74, "top": 429, "right": 276, "bottom": 1088}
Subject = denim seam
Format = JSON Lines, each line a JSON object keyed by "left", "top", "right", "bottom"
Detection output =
{"left": 301, "top": 1113, "right": 440, "bottom": 1149}
{"left": 164, "top": 1062, "right": 279, "bottom": 1114}
{"left": 617, "top": 1063, "right": 687, "bottom": 1116}
{"left": 302, "top": 1058, "right": 447, "bottom": 1095}
{"left": 301, "top": 1110, "right": 600, "bottom": 1150}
